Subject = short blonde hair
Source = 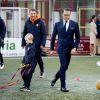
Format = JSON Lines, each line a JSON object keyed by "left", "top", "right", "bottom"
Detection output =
{"left": 25, "top": 33, "right": 34, "bottom": 41}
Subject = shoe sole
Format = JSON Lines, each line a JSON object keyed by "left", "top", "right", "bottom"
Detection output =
{"left": 20, "top": 89, "right": 30, "bottom": 92}
{"left": 40, "top": 76, "right": 44, "bottom": 78}
{"left": 40, "top": 74, "right": 45, "bottom": 78}
{"left": 0, "top": 66, "right": 4, "bottom": 69}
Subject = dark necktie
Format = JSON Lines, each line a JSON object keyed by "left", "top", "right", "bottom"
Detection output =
{"left": 64, "top": 21, "right": 67, "bottom": 31}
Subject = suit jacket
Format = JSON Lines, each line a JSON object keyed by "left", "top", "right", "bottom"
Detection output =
{"left": 96, "top": 20, "right": 100, "bottom": 39}
{"left": 0, "top": 17, "right": 6, "bottom": 48}
{"left": 0, "top": 17, "right": 6, "bottom": 39}
{"left": 50, "top": 20, "right": 80, "bottom": 53}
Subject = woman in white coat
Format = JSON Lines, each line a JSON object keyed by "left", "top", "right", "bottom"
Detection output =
{"left": 89, "top": 15, "right": 97, "bottom": 56}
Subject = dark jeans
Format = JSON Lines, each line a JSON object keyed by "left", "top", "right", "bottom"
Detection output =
{"left": 35, "top": 51, "right": 44, "bottom": 73}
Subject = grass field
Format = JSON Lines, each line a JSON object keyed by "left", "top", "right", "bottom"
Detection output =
{"left": 0, "top": 56, "right": 100, "bottom": 100}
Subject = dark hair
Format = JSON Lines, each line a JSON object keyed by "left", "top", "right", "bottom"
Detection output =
{"left": 61, "top": 8, "right": 71, "bottom": 14}
{"left": 89, "top": 15, "right": 96, "bottom": 23}
{"left": 29, "top": 9, "right": 38, "bottom": 13}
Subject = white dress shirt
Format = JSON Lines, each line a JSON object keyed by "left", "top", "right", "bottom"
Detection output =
{"left": 63, "top": 20, "right": 69, "bottom": 32}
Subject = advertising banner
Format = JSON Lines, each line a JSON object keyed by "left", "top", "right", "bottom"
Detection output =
{"left": 1, "top": 37, "right": 90, "bottom": 57}
{"left": 1, "top": 38, "right": 25, "bottom": 57}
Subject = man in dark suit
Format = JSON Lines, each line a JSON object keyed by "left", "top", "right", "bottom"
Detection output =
{"left": 96, "top": 14, "right": 100, "bottom": 54}
{"left": 0, "top": 17, "right": 6, "bottom": 70}
{"left": 21, "top": 9, "right": 46, "bottom": 78}
{"left": 50, "top": 9, "right": 80, "bottom": 92}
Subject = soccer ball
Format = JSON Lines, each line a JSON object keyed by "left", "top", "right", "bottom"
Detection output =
{"left": 96, "top": 61, "right": 100, "bottom": 66}
{"left": 96, "top": 80, "right": 100, "bottom": 90}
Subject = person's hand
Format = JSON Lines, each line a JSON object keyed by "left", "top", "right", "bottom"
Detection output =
{"left": 40, "top": 45, "right": 44, "bottom": 50}
{"left": 50, "top": 50, "right": 54, "bottom": 55}
{"left": 71, "top": 48, "right": 77, "bottom": 54}
{"left": 20, "top": 64, "right": 26, "bottom": 68}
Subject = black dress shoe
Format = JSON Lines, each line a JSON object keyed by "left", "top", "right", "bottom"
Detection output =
{"left": 60, "top": 88, "right": 69, "bottom": 92}
{"left": 51, "top": 79, "right": 56, "bottom": 87}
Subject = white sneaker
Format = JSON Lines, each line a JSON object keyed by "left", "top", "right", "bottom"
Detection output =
{"left": 40, "top": 72, "right": 45, "bottom": 78}
{"left": 20, "top": 87, "right": 30, "bottom": 92}
{"left": 0, "top": 63, "right": 4, "bottom": 69}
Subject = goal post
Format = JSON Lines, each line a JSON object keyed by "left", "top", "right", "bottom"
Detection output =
{"left": 0, "top": 7, "right": 29, "bottom": 38}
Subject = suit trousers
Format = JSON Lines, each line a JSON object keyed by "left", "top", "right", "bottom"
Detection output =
{"left": 54, "top": 52, "right": 71, "bottom": 88}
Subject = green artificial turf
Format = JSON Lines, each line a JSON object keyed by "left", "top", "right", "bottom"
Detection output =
{"left": 0, "top": 56, "right": 100, "bottom": 100}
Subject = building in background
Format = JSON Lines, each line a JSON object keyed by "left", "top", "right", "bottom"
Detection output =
{"left": 0, "top": 0, "right": 100, "bottom": 38}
